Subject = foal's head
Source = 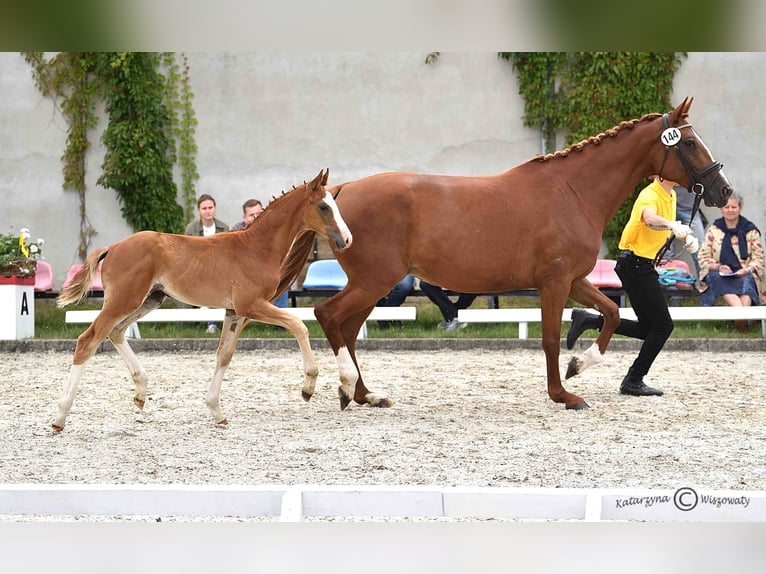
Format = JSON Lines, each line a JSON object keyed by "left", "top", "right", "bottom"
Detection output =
{"left": 658, "top": 97, "right": 733, "bottom": 208}
{"left": 303, "top": 168, "right": 353, "bottom": 251}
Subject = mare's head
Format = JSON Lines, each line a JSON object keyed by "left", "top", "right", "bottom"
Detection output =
{"left": 303, "top": 168, "right": 353, "bottom": 251}
{"left": 657, "top": 97, "right": 733, "bottom": 207}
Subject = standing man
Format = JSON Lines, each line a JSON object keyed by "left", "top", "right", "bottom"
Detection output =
{"left": 566, "top": 176, "right": 699, "bottom": 397}
{"left": 231, "top": 199, "right": 264, "bottom": 230}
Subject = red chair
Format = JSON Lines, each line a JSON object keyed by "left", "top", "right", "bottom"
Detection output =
{"left": 586, "top": 259, "right": 622, "bottom": 288}
{"left": 61, "top": 262, "right": 103, "bottom": 291}
{"left": 34, "top": 260, "right": 55, "bottom": 292}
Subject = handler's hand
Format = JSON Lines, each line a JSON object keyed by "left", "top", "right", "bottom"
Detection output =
{"left": 684, "top": 234, "right": 699, "bottom": 254}
{"left": 668, "top": 220, "right": 693, "bottom": 239}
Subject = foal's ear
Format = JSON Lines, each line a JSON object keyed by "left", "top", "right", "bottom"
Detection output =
{"left": 321, "top": 168, "right": 329, "bottom": 186}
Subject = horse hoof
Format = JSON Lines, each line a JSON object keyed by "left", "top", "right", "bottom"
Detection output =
{"left": 134, "top": 397, "right": 145, "bottom": 410}
{"left": 339, "top": 395, "right": 351, "bottom": 411}
{"left": 51, "top": 423, "right": 64, "bottom": 433}
{"left": 216, "top": 418, "right": 229, "bottom": 426}
{"left": 565, "top": 356, "right": 581, "bottom": 379}
{"left": 301, "top": 391, "right": 313, "bottom": 402}
{"left": 369, "top": 397, "right": 394, "bottom": 408}
{"left": 567, "top": 401, "right": 590, "bottom": 410}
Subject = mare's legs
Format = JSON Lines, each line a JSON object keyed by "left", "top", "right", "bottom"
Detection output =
{"left": 564, "top": 278, "right": 621, "bottom": 379}
{"left": 314, "top": 287, "right": 393, "bottom": 409}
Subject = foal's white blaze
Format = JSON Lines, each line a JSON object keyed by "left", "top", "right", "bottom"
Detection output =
{"left": 580, "top": 343, "right": 604, "bottom": 373}
{"left": 336, "top": 345, "right": 358, "bottom": 401}
{"left": 324, "top": 191, "right": 353, "bottom": 248}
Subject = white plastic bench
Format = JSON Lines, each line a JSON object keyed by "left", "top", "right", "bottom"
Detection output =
{"left": 65, "top": 306, "right": 417, "bottom": 340}
{"left": 457, "top": 306, "right": 766, "bottom": 339}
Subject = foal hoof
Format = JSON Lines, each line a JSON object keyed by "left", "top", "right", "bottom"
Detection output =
{"left": 301, "top": 390, "right": 313, "bottom": 402}
{"left": 216, "top": 418, "right": 229, "bottom": 426}
{"left": 565, "top": 356, "right": 582, "bottom": 379}
{"left": 339, "top": 394, "right": 351, "bottom": 411}
{"left": 567, "top": 401, "right": 590, "bottom": 411}
{"left": 134, "top": 397, "right": 145, "bottom": 410}
{"left": 51, "top": 423, "right": 64, "bottom": 433}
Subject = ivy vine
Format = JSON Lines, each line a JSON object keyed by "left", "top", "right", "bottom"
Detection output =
{"left": 22, "top": 52, "right": 198, "bottom": 258}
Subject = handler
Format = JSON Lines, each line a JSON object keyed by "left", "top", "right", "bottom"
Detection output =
{"left": 566, "top": 176, "right": 699, "bottom": 396}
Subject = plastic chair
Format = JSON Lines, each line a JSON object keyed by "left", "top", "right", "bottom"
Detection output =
{"left": 61, "top": 262, "right": 104, "bottom": 291}
{"left": 302, "top": 259, "right": 348, "bottom": 289}
{"left": 34, "top": 260, "right": 55, "bottom": 292}
{"left": 585, "top": 259, "right": 622, "bottom": 288}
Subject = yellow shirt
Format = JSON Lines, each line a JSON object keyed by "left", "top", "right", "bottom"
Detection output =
{"left": 618, "top": 179, "right": 676, "bottom": 259}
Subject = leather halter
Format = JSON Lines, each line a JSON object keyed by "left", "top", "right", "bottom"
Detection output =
{"left": 653, "top": 114, "right": 724, "bottom": 265}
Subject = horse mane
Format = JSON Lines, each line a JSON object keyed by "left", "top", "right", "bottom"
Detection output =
{"left": 229, "top": 181, "right": 308, "bottom": 233}
{"left": 533, "top": 112, "right": 662, "bottom": 162}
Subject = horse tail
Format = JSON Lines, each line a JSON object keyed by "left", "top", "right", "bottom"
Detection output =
{"left": 57, "top": 248, "right": 109, "bottom": 308}
{"left": 275, "top": 230, "right": 316, "bottom": 298}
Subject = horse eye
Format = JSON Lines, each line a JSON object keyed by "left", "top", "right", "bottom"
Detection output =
{"left": 684, "top": 139, "right": 697, "bottom": 149}
{"left": 318, "top": 203, "right": 330, "bottom": 213}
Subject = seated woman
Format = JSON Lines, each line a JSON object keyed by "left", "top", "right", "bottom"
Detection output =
{"left": 698, "top": 192, "right": 766, "bottom": 330}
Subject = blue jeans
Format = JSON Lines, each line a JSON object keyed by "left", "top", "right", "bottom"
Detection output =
{"left": 274, "top": 290, "right": 288, "bottom": 308}
{"left": 379, "top": 275, "right": 415, "bottom": 307}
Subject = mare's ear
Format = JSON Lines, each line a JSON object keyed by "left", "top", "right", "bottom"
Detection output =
{"left": 673, "top": 97, "right": 693, "bottom": 121}
{"left": 321, "top": 168, "right": 329, "bottom": 186}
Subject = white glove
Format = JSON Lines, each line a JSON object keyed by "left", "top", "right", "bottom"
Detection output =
{"left": 684, "top": 234, "right": 699, "bottom": 254}
{"left": 668, "top": 220, "right": 693, "bottom": 239}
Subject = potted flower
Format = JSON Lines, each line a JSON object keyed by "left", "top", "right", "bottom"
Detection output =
{"left": 0, "top": 228, "right": 44, "bottom": 280}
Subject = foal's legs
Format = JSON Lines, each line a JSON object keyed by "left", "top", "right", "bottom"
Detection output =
{"left": 204, "top": 300, "right": 319, "bottom": 425}
{"left": 52, "top": 292, "right": 162, "bottom": 432}
{"left": 52, "top": 310, "right": 129, "bottom": 431}
{"left": 246, "top": 303, "right": 320, "bottom": 402}
{"left": 108, "top": 292, "right": 167, "bottom": 410}
{"left": 205, "top": 311, "right": 248, "bottom": 425}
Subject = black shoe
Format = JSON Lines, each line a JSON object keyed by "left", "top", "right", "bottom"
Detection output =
{"left": 566, "top": 308, "right": 602, "bottom": 350}
{"left": 619, "top": 378, "right": 664, "bottom": 397}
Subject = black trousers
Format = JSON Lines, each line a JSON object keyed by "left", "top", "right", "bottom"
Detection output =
{"left": 419, "top": 281, "right": 477, "bottom": 322}
{"left": 614, "top": 251, "right": 674, "bottom": 378}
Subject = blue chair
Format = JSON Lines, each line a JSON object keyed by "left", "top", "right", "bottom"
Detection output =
{"left": 302, "top": 259, "right": 348, "bottom": 289}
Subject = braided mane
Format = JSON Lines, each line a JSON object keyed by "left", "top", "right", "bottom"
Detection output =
{"left": 534, "top": 112, "right": 662, "bottom": 162}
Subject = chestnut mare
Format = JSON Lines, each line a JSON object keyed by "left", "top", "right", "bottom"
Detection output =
{"left": 278, "top": 98, "right": 732, "bottom": 411}
{"left": 53, "top": 169, "right": 352, "bottom": 432}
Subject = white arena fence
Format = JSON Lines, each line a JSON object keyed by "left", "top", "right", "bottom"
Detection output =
{"left": 1, "top": 484, "right": 764, "bottom": 522}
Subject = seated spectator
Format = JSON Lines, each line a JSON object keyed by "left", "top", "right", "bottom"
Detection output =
{"left": 377, "top": 274, "right": 415, "bottom": 329}
{"left": 231, "top": 199, "right": 264, "bottom": 230}
{"left": 419, "top": 281, "right": 477, "bottom": 332}
{"left": 698, "top": 192, "right": 766, "bottom": 330}
{"left": 184, "top": 194, "right": 229, "bottom": 236}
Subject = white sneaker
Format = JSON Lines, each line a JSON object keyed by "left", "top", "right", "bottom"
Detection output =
{"left": 445, "top": 318, "right": 466, "bottom": 332}
{"left": 206, "top": 324, "right": 219, "bottom": 334}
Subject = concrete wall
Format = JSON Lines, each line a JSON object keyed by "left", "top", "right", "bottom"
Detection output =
{"left": 1, "top": 52, "right": 763, "bottom": 286}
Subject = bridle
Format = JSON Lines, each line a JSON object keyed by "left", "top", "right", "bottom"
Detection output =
{"left": 653, "top": 114, "right": 725, "bottom": 266}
